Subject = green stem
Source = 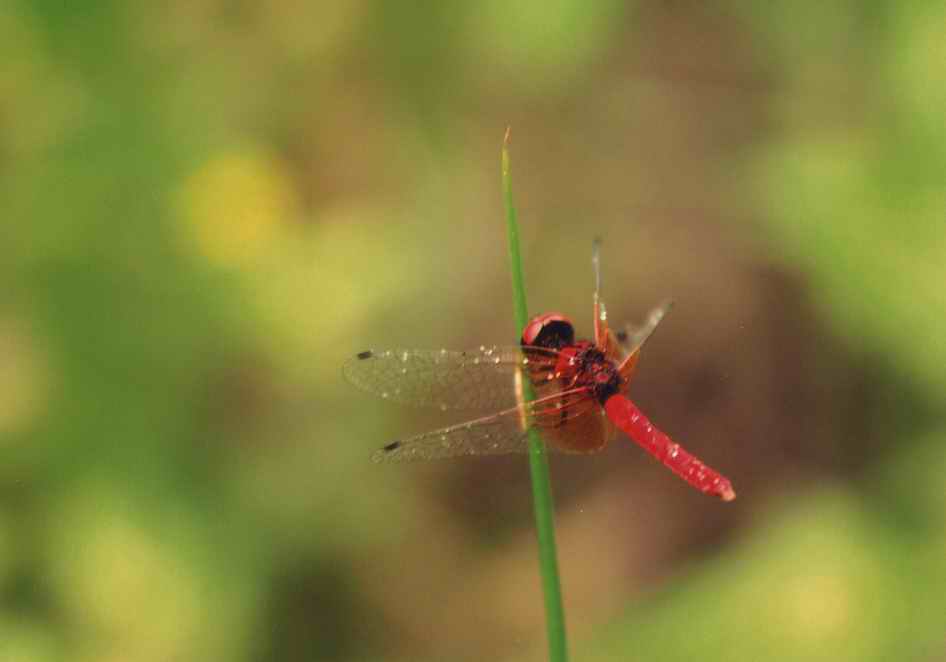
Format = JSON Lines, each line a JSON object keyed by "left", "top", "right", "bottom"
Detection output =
{"left": 502, "top": 128, "right": 569, "bottom": 662}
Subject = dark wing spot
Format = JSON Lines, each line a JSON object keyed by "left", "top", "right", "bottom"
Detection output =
{"left": 356, "top": 350, "right": 373, "bottom": 360}
{"left": 616, "top": 330, "right": 628, "bottom": 343}
{"left": 382, "top": 440, "right": 401, "bottom": 452}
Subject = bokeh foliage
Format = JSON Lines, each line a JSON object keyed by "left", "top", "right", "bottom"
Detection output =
{"left": 1, "top": 1, "right": 944, "bottom": 661}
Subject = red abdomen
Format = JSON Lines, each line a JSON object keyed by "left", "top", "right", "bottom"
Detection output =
{"left": 604, "top": 395, "right": 735, "bottom": 500}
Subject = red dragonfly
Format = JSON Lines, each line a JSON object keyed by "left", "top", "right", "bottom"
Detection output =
{"left": 344, "top": 243, "right": 735, "bottom": 501}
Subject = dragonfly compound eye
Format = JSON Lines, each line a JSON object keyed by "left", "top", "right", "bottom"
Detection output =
{"left": 520, "top": 313, "right": 575, "bottom": 350}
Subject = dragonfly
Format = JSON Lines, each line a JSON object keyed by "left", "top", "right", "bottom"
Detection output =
{"left": 344, "top": 242, "right": 735, "bottom": 501}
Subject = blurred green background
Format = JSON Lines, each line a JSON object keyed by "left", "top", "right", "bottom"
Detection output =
{"left": 2, "top": 1, "right": 945, "bottom": 661}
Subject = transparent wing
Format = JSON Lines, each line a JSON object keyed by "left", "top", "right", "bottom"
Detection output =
{"left": 616, "top": 301, "right": 674, "bottom": 355}
{"left": 344, "top": 346, "right": 559, "bottom": 410}
{"left": 536, "top": 393, "right": 617, "bottom": 454}
{"left": 371, "top": 386, "right": 594, "bottom": 462}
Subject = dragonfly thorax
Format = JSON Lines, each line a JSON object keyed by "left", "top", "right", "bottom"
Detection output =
{"left": 554, "top": 343, "right": 623, "bottom": 405}
{"left": 581, "top": 348, "right": 623, "bottom": 405}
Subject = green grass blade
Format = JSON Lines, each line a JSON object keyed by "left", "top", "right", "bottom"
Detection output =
{"left": 501, "top": 128, "right": 569, "bottom": 662}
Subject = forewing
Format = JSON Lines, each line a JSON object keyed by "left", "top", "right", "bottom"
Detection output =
{"left": 618, "top": 301, "right": 673, "bottom": 356}
{"left": 344, "top": 346, "right": 558, "bottom": 410}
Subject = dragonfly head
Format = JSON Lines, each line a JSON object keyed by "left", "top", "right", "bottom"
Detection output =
{"left": 521, "top": 312, "right": 575, "bottom": 350}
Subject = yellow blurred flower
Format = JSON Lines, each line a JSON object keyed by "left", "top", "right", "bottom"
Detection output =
{"left": 179, "top": 148, "right": 299, "bottom": 268}
{"left": 44, "top": 483, "right": 252, "bottom": 662}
